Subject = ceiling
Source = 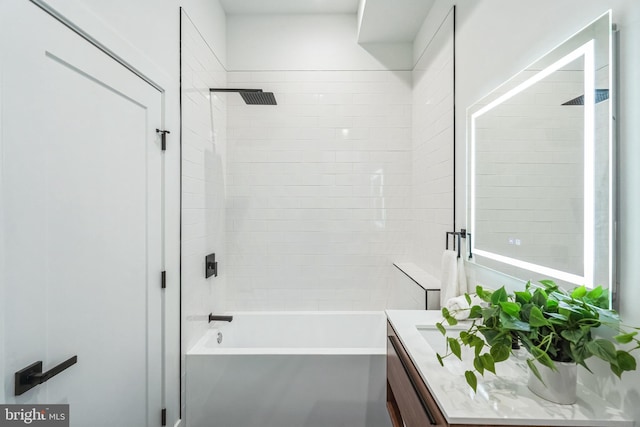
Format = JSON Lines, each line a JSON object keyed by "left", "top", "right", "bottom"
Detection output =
{"left": 357, "top": 0, "right": 435, "bottom": 43}
{"left": 219, "top": 0, "right": 435, "bottom": 45}
{"left": 219, "top": 0, "right": 360, "bottom": 15}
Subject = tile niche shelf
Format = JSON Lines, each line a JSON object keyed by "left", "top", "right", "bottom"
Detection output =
{"left": 391, "top": 262, "right": 441, "bottom": 310}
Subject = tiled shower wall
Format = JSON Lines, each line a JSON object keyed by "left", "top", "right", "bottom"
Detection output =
{"left": 181, "top": 11, "right": 227, "bottom": 352}
{"left": 225, "top": 71, "right": 413, "bottom": 310}
{"left": 411, "top": 11, "right": 455, "bottom": 278}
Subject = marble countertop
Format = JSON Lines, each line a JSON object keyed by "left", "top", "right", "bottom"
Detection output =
{"left": 385, "top": 310, "right": 632, "bottom": 426}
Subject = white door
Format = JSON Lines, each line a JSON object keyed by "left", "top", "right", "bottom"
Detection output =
{"left": 0, "top": 2, "right": 164, "bottom": 426}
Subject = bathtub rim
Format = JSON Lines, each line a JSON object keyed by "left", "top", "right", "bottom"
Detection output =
{"left": 187, "top": 310, "right": 387, "bottom": 356}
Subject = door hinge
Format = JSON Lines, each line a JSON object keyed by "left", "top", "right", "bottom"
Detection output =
{"left": 161, "top": 408, "right": 167, "bottom": 426}
{"left": 161, "top": 271, "right": 166, "bottom": 289}
{"left": 156, "top": 129, "right": 170, "bottom": 151}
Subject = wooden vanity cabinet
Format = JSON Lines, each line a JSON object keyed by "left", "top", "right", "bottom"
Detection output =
{"left": 386, "top": 321, "right": 553, "bottom": 427}
{"left": 387, "top": 321, "right": 447, "bottom": 427}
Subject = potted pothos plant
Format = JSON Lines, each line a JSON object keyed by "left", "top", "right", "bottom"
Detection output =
{"left": 436, "top": 280, "right": 639, "bottom": 404}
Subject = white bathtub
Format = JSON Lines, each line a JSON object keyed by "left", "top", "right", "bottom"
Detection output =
{"left": 186, "top": 311, "right": 391, "bottom": 427}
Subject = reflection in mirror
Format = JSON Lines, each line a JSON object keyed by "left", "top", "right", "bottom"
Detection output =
{"left": 468, "top": 12, "right": 614, "bottom": 292}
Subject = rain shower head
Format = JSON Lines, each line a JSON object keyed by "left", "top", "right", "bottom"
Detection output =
{"left": 209, "top": 88, "right": 277, "bottom": 105}
{"left": 562, "top": 89, "right": 609, "bottom": 106}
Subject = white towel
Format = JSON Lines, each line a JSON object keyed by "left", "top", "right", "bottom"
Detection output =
{"left": 457, "top": 256, "right": 468, "bottom": 296}
{"left": 440, "top": 250, "right": 458, "bottom": 307}
{"left": 445, "top": 294, "right": 484, "bottom": 320}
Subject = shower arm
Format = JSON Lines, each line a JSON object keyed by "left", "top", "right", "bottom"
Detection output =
{"left": 209, "top": 88, "right": 263, "bottom": 93}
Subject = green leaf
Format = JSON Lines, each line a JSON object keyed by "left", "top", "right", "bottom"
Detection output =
{"left": 499, "top": 301, "right": 521, "bottom": 317}
{"left": 530, "top": 347, "right": 555, "bottom": 370}
{"left": 469, "top": 335, "right": 484, "bottom": 356}
{"left": 465, "top": 370, "right": 478, "bottom": 393}
{"left": 514, "top": 291, "right": 531, "bottom": 304}
{"left": 499, "top": 312, "right": 531, "bottom": 332}
{"left": 546, "top": 312, "right": 569, "bottom": 322}
{"left": 586, "top": 339, "right": 618, "bottom": 364}
{"left": 571, "top": 285, "right": 588, "bottom": 299}
{"left": 445, "top": 315, "right": 458, "bottom": 326}
{"left": 473, "top": 338, "right": 484, "bottom": 357}
{"left": 441, "top": 307, "right": 450, "bottom": 318}
{"left": 479, "top": 329, "right": 500, "bottom": 346}
{"left": 491, "top": 287, "right": 508, "bottom": 304}
{"left": 465, "top": 293, "right": 472, "bottom": 305}
{"left": 448, "top": 338, "right": 462, "bottom": 360}
{"left": 469, "top": 305, "right": 483, "bottom": 319}
{"left": 480, "top": 353, "right": 496, "bottom": 374}
{"left": 538, "top": 280, "right": 557, "bottom": 291}
{"left": 587, "top": 286, "right": 604, "bottom": 299}
{"left": 476, "top": 286, "right": 492, "bottom": 302}
{"left": 481, "top": 306, "right": 500, "bottom": 320}
{"left": 611, "top": 363, "right": 624, "bottom": 379}
{"left": 459, "top": 331, "right": 471, "bottom": 345}
{"left": 470, "top": 335, "right": 486, "bottom": 348}
{"left": 570, "top": 341, "right": 590, "bottom": 366}
{"left": 528, "top": 306, "right": 550, "bottom": 327}
{"left": 520, "top": 303, "right": 532, "bottom": 319}
{"left": 490, "top": 344, "right": 510, "bottom": 363}
{"left": 586, "top": 287, "right": 611, "bottom": 309}
{"left": 614, "top": 332, "right": 638, "bottom": 344}
{"left": 545, "top": 299, "right": 559, "bottom": 311}
{"left": 436, "top": 322, "right": 446, "bottom": 336}
{"left": 480, "top": 329, "right": 511, "bottom": 348}
{"left": 527, "top": 358, "right": 544, "bottom": 385}
{"left": 560, "top": 329, "right": 585, "bottom": 344}
{"left": 616, "top": 351, "right": 637, "bottom": 372}
{"left": 436, "top": 353, "right": 444, "bottom": 367}
{"left": 473, "top": 356, "right": 485, "bottom": 375}
{"left": 558, "top": 301, "right": 589, "bottom": 316}
{"left": 531, "top": 289, "right": 548, "bottom": 307}
{"left": 517, "top": 331, "right": 534, "bottom": 347}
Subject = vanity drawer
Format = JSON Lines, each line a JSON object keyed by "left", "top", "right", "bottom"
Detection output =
{"left": 387, "top": 322, "right": 447, "bottom": 427}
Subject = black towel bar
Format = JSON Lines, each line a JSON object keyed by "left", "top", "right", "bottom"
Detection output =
{"left": 445, "top": 229, "right": 472, "bottom": 259}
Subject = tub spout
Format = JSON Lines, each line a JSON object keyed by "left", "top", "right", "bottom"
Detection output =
{"left": 208, "top": 314, "right": 233, "bottom": 323}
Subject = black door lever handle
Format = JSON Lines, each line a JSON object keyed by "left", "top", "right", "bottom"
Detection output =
{"left": 15, "top": 355, "right": 78, "bottom": 396}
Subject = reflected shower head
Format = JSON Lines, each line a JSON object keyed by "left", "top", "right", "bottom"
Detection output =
{"left": 209, "top": 88, "right": 277, "bottom": 105}
{"left": 562, "top": 89, "right": 609, "bottom": 106}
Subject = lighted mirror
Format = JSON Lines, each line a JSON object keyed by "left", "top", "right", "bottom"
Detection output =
{"left": 468, "top": 12, "right": 615, "bottom": 293}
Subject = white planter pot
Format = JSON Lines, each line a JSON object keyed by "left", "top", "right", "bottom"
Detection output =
{"left": 527, "top": 360, "right": 577, "bottom": 405}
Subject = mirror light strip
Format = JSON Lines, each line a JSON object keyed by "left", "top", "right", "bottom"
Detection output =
{"left": 473, "top": 249, "right": 587, "bottom": 286}
{"left": 470, "top": 40, "right": 596, "bottom": 287}
{"left": 583, "top": 40, "right": 596, "bottom": 288}
{"left": 472, "top": 42, "right": 595, "bottom": 119}
{"left": 608, "top": 13, "right": 615, "bottom": 297}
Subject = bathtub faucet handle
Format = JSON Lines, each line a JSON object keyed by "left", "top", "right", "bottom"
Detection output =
{"left": 209, "top": 314, "right": 233, "bottom": 323}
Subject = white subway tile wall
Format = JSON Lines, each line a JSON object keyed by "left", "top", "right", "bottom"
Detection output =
{"left": 225, "top": 70, "right": 413, "bottom": 310}
{"left": 411, "top": 15, "right": 455, "bottom": 278}
{"left": 387, "top": 267, "right": 427, "bottom": 310}
{"left": 181, "top": 12, "right": 227, "bottom": 352}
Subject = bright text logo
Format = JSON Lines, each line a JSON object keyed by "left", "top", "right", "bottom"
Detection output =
{"left": 0, "top": 405, "right": 68, "bottom": 427}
